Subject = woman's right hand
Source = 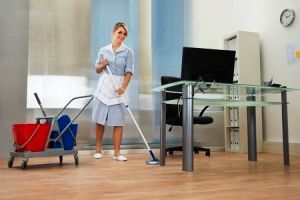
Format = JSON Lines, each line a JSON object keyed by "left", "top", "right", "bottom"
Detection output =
{"left": 100, "top": 58, "right": 109, "bottom": 67}
{"left": 96, "top": 58, "right": 108, "bottom": 73}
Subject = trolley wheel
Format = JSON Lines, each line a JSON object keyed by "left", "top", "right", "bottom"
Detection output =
{"left": 7, "top": 157, "right": 15, "bottom": 168}
{"left": 21, "top": 159, "right": 28, "bottom": 170}
{"left": 74, "top": 154, "right": 79, "bottom": 166}
{"left": 205, "top": 151, "right": 210, "bottom": 157}
{"left": 59, "top": 156, "right": 63, "bottom": 166}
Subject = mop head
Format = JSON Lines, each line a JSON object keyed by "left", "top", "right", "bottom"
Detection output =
{"left": 145, "top": 150, "right": 160, "bottom": 165}
{"left": 146, "top": 159, "right": 160, "bottom": 165}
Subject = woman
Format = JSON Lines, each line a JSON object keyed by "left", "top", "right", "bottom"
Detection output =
{"left": 92, "top": 22, "right": 134, "bottom": 161}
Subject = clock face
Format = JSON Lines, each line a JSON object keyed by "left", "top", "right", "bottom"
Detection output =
{"left": 280, "top": 9, "right": 295, "bottom": 27}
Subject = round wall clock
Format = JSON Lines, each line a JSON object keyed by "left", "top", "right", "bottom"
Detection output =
{"left": 280, "top": 9, "right": 296, "bottom": 27}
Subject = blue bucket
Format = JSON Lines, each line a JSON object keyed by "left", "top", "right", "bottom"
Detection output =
{"left": 55, "top": 115, "right": 78, "bottom": 150}
{"left": 50, "top": 131, "right": 62, "bottom": 148}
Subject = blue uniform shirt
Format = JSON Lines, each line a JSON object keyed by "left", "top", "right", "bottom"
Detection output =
{"left": 95, "top": 43, "right": 134, "bottom": 76}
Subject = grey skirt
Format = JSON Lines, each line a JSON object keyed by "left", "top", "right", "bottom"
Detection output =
{"left": 92, "top": 97, "right": 125, "bottom": 126}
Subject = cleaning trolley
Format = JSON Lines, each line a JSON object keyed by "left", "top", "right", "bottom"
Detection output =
{"left": 8, "top": 93, "right": 93, "bottom": 169}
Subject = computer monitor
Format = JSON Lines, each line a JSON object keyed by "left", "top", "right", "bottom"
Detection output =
{"left": 181, "top": 47, "right": 236, "bottom": 83}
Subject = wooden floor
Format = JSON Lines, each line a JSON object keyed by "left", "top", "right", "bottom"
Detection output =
{"left": 1, "top": 151, "right": 300, "bottom": 200}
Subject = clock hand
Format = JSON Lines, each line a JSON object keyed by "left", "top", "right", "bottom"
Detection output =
{"left": 285, "top": 13, "right": 291, "bottom": 17}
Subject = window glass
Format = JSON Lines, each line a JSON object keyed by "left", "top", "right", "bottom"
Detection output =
{"left": 152, "top": 0, "right": 184, "bottom": 141}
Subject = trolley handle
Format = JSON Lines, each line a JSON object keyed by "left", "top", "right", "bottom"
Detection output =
{"left": 55, "top": 95, "right": 93, "bottom": 117}
{"left": 53, "top": 95, "right": 94, "bottom": 143}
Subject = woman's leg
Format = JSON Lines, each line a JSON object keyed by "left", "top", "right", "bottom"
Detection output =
{"left": 95, "top": 123, "right": 105, "bottom": 153}
{"left": 113, "top": 126, "right": 123, "bottom": 156}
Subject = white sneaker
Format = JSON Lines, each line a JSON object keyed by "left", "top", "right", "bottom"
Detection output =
{"left": 93, "top": 152, "right": 103, "bottom": 159}
{"left": 112, "top": 155, "right": 127, "bottom": 161}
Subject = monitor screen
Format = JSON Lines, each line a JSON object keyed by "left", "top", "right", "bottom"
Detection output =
{"left": 181, "top": 47, "right": 236, "bottom": 83}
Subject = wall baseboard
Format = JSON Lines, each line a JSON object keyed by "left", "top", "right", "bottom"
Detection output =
{"left": 263, "top": 141, "right": 300, "bottom": 155}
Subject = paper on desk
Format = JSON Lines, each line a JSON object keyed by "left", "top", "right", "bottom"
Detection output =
{"left": 286, "top": 43, "right": 297, "bottom": 65}
{"left": 296, "top": 50, "right": 300, "bottom": 59}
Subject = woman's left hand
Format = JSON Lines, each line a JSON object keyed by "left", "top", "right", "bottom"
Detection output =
{"left": 116, "top": 87, "right": 125, "bottom": 95}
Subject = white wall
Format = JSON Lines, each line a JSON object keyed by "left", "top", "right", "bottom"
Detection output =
{"left": 233, "top": 0, "right": 300, "bottom": 143}
{"left": 185, "top": 0, "right": 300, "bottom": 144}
{"left": 184, "top": 0, "right": 235, "bottom": 48}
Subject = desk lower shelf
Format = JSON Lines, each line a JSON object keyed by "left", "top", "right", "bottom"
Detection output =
{"left": 163, "top": 99, "right": 283, "bottom": 107}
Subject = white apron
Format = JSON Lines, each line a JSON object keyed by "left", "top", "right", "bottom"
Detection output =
{"left": 94, "top": 72, "right": 128, "bottom": 105}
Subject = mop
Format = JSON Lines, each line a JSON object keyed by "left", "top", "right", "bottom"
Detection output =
{"left": 106, "top": 66, "right": 160, "bottom": 165}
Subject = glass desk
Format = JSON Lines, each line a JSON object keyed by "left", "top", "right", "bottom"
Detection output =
{"left": 152, "top": 81, "right": 298, "bottom": 172}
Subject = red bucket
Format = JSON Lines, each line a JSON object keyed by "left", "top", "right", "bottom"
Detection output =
{"left": 12, "top": 123, "right": 51, "bottom": 152}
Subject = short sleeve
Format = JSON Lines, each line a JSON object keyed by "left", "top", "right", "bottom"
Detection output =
{"left": 125, "top": 49, "right": 134, "bottom": 74}
{"left": 94, "top": 48, "right": 104, "bottom": 67}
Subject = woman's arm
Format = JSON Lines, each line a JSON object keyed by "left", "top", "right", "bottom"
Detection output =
{"left": 96, "top": 58, "right": 109, "bottom": 74}
{"left": 96, "top": 63, "right": 105, "bottom": 74}
{"left": 117, "top": 72, "right": 132, "bottom": 95}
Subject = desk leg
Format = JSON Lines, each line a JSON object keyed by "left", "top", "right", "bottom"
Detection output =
{"left": 182, "top": 84, "right": 194, "bottom": 172}
{"left": 281, "top": 89, "right": 290, "bottom": 165}
{"left": 247, "top": 90, "right": 257, "bottom": 161}
{"left": 160, "top": 91, "right": 166, "bottom": 166}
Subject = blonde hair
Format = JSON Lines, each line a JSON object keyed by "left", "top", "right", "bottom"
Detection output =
{"left": 113, "top": 22, "right": 128, "bottom": 36}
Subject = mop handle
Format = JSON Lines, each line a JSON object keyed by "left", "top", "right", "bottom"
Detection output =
{"left": 34, "top": 93, "right": 47, "bottom": 117}
{"left": 106, "top": 66, "right": 152, "bottom": 151}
